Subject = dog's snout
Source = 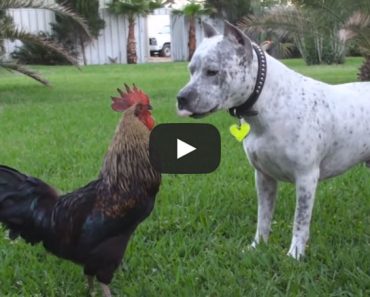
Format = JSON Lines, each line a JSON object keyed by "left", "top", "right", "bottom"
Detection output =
{"left": 177, "top": 95, "right": 188, "bottom": 110}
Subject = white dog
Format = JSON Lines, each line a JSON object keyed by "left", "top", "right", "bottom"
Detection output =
{"left": 176, "top": 21, "right": 370, "bottom": 259}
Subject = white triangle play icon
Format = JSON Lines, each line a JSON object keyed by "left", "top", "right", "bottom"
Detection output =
{"left": 177, "top": 139, "right": 196, "bottom": 159}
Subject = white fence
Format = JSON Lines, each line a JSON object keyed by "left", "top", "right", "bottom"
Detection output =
{"left": 4, "top": 2, "right": 222, "bottom": 64}
{"left": 4, "top": 7, "right": 149, "bottom": 64}
{"left": 83, "top": 0, "right": 149, "bottom": 64}
{"left": 83, "top": 9, "right": 148, "bottom": 64}
{"left": 4, "top": 8, "right": 55, "bottom": 58}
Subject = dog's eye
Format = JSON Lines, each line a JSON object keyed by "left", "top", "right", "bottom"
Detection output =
{"left": 206, "top": 70, "right": 218, "bottom": 76}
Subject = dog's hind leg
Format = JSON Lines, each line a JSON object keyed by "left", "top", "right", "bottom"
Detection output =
{"left": 251, "top": 170, "right": 278, "bottom": 248}
{"left": 288, "top": 168, "right": 320, "bottom": 260}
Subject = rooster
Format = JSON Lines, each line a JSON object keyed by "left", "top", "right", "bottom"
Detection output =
{"left": 0, "top": 84, "right": 161, "bottom": 297}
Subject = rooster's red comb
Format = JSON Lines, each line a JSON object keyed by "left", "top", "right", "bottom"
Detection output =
{"left": 111, "top": 83, "right": 150, "bottom": 112}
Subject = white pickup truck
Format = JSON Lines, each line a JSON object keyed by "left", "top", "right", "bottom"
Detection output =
{"left": 149, "top": 25, "right": 171, "bottom": 57}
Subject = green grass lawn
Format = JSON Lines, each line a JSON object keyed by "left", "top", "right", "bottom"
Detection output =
{"left": 0, "top": 57, "right": 369, "bottom": 297}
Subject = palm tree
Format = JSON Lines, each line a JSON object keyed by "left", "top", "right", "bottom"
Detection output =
{"left": 0, "top": 0, "right": 91, "bottom": 85}
{"left": 205, "top": 0, "right": 253, "bottom": 24}
{"left": 172, "top": 1, "right": 212, "bottom": 61}
{"left": 108, "top": 0, "right": 165, "bottom": 64}
{"left": 52, "top": 0, "right": 105, "bottom": 66}
{"left": 271, "top": 0, "right": 370, "bottom": 79}
{"left": 339, "top": 11, "right": 370, "bottom": 81}
{"left": 240, "top": 4, "right": 347, "bottom": 65}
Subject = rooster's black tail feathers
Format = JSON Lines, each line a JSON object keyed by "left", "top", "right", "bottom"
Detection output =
{"left": 0, "top": 165, "right": 58, "bottom": 244}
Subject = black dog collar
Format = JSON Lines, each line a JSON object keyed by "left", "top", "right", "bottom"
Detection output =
{"left": 229, "top": 44, "right": 267, "bottom": 118}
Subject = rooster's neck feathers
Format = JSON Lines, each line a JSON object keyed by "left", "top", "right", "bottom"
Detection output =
{"left": 99, "top": 108, "right": 160, "bottom": 196}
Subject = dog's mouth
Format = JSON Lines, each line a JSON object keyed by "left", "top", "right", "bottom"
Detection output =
{"left": 178, "top": 105, "right": 219, "bottom": 119}
{"left": 190, "top": 112, "right": 212, "bottom": 119}
{"left": 191, "top": 105, "right": 219, "bottom": 118}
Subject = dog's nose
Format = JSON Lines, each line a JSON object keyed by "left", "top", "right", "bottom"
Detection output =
{"left": 177, "top": 95, "right": 187, "bottom": 110}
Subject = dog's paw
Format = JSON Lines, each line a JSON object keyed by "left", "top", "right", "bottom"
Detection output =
{"left": 248, "top": 240, "right": 259, "bottom": 250}
{"left": 287, "top": 244, "right": 305, "bottom": 260}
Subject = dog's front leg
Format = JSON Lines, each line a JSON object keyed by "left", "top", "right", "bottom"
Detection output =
{"left": 251, "top": 170, "right": 278, "bottom": 248}
{"left": 288, "top": 169, "right": 319, "bottom": 260}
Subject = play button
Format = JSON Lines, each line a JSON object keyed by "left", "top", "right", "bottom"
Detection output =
{"left": 149, "top": 123, "right": 221, "bottom": 174}
{"left": 177, "top": 139, "right": 196, "bottom": 159}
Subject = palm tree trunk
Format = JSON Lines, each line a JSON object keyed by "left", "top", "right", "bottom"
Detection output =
{"left": 188, "top": 15, "right": 196, "bottom": 61}
{"left": 79, "top": 34, "right": 87, "bottom": 66}
{"left": 127, "top": 15, "right": 137, "bottom": 64}
{"left": 359, "top": 55, "right": 370, "bottom": 81}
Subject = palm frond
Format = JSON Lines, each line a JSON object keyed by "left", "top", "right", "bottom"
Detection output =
{"left": 339, "top": 11, "right": 370, "bottom": 55}
{"left": 0, "top": 61, "right": 49, "bottom": 85}
{"left": 1, "top": 0, "right": 92, "bottom": 40}
{"left": 149, "top": 0, "right": 166, "bottom": 11}
{"left": 277, "top": 42, "right": 296, "bottom": 58}
{"left": 108, "top": 0, "right": 165, "bottom": 16}
{"left": 171, "top": 1, "right": 213, "bottom": 17}
{"left": 240, "top": 6, "right": 313, "bottom": 37}
{"left": 3, "top": 27, "right": 78, "bottom": 65}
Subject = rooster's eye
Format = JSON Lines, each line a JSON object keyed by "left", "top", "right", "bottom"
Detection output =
{"left": 134, "top": 104, "right": 144, "bottom": 115}
{"left": 206, "top": 70, "right": 218, "bottom": 76}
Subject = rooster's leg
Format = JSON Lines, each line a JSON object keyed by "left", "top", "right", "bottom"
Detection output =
{"left": 86, "top": 275, "right": 95, "bottom": 296}
{"left": 100, "top": 283, "right": 112, "bottom": 297}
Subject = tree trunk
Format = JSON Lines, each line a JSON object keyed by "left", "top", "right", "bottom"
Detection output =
{"left": 79, "top": 34, "right": 87, "bottom": 66}
{"left": 358, "top": 55, "right": 370, "bottom": 81}
{"left": 127, "top": 16, "right": 137, "bottom": 64}
{"left": 188, "top": 16, "right": 196, "bottom": 61}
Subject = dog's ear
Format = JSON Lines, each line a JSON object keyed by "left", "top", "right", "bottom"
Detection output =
{"left": 203, "top": 22, "right": 218, "bottom": 38}
{"left": 224, "top": 21, "right": 253, "bottom": 60}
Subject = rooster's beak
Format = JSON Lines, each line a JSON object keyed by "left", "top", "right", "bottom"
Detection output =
{"left": 147, "top": 104, "right": 153, "bottom": 110}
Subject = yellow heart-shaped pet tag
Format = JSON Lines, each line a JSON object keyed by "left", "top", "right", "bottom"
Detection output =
{"left": 229, "top": 123, "right": 251, "bottom": 142}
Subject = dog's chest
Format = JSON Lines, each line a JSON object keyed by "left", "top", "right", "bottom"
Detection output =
{"left": 243, "top": 134, "right": 297, "bottom": 182}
